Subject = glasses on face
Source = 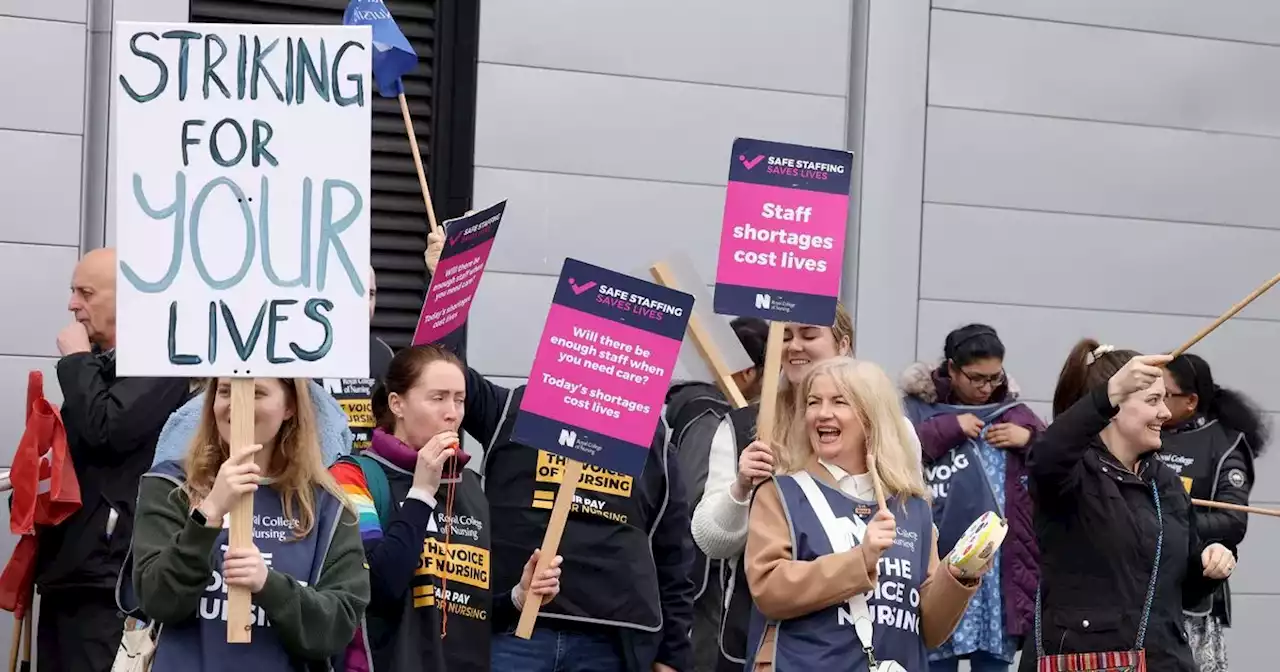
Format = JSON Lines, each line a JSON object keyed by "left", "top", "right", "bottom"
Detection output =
{"left": 958, "top": 368, "right": 1006, "bottom": 390}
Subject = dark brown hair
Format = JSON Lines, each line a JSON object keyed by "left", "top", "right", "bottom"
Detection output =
{"left": 1051, "top": 338, "right": 1140, "bottom": 418}
{"left": 371, "top": 344, "right": 465, "bottom": 432}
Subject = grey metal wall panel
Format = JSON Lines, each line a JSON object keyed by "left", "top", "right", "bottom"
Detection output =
{"left": 934, "top": 0, "right": 1280, "bottom": 45}
{"left": 478, "top": 0, "right": 852, "bottom": 96}
{"left": 930, "top": 9, "right": 1280, "bottom": 138}
{"left": 924, "top": 106, "right": 1280, "bottom": 230}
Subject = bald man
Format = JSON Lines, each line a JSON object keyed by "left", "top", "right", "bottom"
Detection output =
{"left": 42, "top": 248, "right": 190, "bottom": 672}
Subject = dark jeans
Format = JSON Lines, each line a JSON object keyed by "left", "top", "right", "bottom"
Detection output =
{"left": 931, "top": 651, "right": 1013, "bottom": 672}
{"left": 492, "top": 627, "right": 624, "bottom": 672}
{"left": 37, "top": 588, "right": 124, "bottom": 672}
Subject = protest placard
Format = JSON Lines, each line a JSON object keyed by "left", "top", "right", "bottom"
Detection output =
{"left": 112, "top": 22, "right": 372, "bottom": 643}
{"left": 713, "top": 137, "right": 854, "bottom": 326}
{"left": 511, "top": 259, "right": 692, "bottom": 637}
{"left": 113, "top": 23, "right": 372, "bottom": 379}
{"left": 513, "top": 258, "right": 693, "bottom": 478}
{"left": 412, "top": 201, "right": 507, "bottom": 347}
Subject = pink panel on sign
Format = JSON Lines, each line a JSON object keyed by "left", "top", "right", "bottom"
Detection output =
{"left": 715, "top": 181, "right": 848, "bottom": 296}
{"left": 521, "top": 304, "right": 680, "bottom": 447}
{"left": 412, "top": 238, "right": 496, "bottom": 346}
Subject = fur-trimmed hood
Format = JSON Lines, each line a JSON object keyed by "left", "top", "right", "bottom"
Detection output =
{"left": 151, "top": 380, "right": 354, "bottom": 468}
{"left": 899, "top": 361, "right": 1021, "bottom": 404}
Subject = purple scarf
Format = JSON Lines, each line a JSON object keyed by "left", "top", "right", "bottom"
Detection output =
{"left": 366, "top": 428, "right": 471, "bottom": 476}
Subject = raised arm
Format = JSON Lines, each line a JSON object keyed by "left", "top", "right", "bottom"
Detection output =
{"left": 1028, "top": 386, "right": 1115, "bottom": 505}
{"left": 691, "top": 417, "right": 751, "bottom": 559}
{"left": 460, "top": 365, "right": 510, "bottom": 449}
{"left": 914, "top": 414, "right": 969, "bottom": 461}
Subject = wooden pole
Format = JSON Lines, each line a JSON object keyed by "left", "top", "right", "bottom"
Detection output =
{"left": 868, "top": 453, "right": 889, "bottom": 512}
{"left": 1192, "top": 498, "right": 1280, "bottom": 518}
{"left": 755, "top": 322, "right": 786, "bottom": 442}
{"left": 398, "top": 92, "right": 440, "bottom": 235}
{"left": 8, "top": 617, "right": 19, "bottom": 672}
{"left": 649, "top": 263, "right": 748, "bottom": 409}
{"left": 1171, "top": 269, "right": 1280, "bottom": 357}
{"left": 515, "top": 459, "right": 584, "bottom": 638}
{"left": 19, "top": 611, "right": 29, "bottom": 672}
{"left": 226, "top": 378, "right": 256, "bottom": 643}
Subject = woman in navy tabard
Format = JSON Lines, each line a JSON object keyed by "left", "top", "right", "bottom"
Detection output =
{"left": 745, "top": 358, "right": 986, "bottom": 671}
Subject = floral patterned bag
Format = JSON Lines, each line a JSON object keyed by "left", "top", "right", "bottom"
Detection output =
{"left": 1035, "top": 480, "right": 1162, "bottom": 672}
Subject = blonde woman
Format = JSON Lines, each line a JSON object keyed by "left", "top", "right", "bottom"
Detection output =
{"left": 131, "top": 378, "right": 370, "bottom": 670}
{"left": 746, "top": 358, "right": 984, "bottom": 670}
{"left": 690, "top": 306, "right": 923, "bottom": 670}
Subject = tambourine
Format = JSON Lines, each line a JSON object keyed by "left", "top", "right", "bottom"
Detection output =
{"left": 946, "top": 511, "right": 1007, "bottom": 579}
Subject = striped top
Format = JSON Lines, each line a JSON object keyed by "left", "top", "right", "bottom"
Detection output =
{"left": 331, "top": 461, "right": 383, "bottom": 543}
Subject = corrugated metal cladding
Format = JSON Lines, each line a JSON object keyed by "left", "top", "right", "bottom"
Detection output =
{"left": 188, "top": 0, "right": 478, "bottom": 350}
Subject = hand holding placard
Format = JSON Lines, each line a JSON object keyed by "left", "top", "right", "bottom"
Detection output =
{"left": 412, "top": 203, "right": 507, "bottom": 347}
{"left": 511, "top": 259, "right": 693, "bottom": 637}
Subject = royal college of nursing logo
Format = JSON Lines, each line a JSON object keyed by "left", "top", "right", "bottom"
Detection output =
{"left": 753, "top": 291, "right": 796, "bottom": 315}
{"left": 558, "top": 429, "right": 577, "bottom": 448}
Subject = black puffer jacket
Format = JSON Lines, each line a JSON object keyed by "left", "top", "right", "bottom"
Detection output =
{"left": 1018, "top": 386, "right": 1222, "bottom": 672}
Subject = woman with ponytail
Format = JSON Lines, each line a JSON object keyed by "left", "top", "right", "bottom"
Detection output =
{"left": 329, "top": 345, "right": 560, "bottom": 672}
{"left": 1021, "top": 339, "right": 1235, "bottom": 672}
{"left": 1159, "top": 353, "right": 1268, "bottom": 672}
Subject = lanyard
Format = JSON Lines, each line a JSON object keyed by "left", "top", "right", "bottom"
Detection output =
{"left": 791, "top": 473, "right": 877, "bottom": 660}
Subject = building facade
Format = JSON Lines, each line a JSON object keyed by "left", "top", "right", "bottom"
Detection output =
{"left": 1, "top": 0, "right": 1277, "bottom": 666}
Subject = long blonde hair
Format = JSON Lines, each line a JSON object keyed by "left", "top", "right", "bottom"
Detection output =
{"left": 770, "top": 303, "right": 855, "bottom": 455}
{"left": 782, "top": 357, "right": 929, "bottom": 500}
{"left": 183, "top": 378, "right": 350, "bottom": 538}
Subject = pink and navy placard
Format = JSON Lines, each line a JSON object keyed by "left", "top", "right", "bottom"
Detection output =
{"left": 714, "top": 137, "right": 854, "bottom": 326}
{"left": 513, "top": 258, "right": 693, "bottom": 477}
{"left": 411, "top": 201, "right": 506, "bottom": 347}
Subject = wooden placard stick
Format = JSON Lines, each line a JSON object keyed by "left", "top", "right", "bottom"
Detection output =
{"left": 1171, "top": 269, "right": 1280, "bottom": 357}
{"left": 8, "top": 616, "right": 19, "bottom": 672}
{"left": 397, "top": 93, "right": 440, "bottom": 235}
{"left": 649, "top": 263, "right": 748, "bottom": 409}
{"left": 1192, "top": 498, "right": 1280, "bottom": 518}
{"left": 226, "top": 378, "right": 257, "bottom": 643}
{"left": 515, "top": 458, "right": 585, "bottom": 639}
{"left": 754, "top": 322, "right": 787, "bottom": 441}
{"left": 867, "top": 453, "right": 890, "bottom": 512}
{"left": 19, "top": 612, "right": 29, "bottom": 672}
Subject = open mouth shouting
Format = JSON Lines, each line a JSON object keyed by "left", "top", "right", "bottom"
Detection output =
{"left": 816, "top": 424, "right": 842, "bottom": 445}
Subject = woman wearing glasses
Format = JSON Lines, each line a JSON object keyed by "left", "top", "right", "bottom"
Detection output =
{"left": 1159, "top": 354, "right": 1268, "bottom": 672}
{"left": 901, "top": 324, "right": 1045, "bottom": 672}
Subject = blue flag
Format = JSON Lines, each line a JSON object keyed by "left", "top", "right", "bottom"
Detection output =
{"left": 343, "top": 0, "right": 418, "bottom": 97}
